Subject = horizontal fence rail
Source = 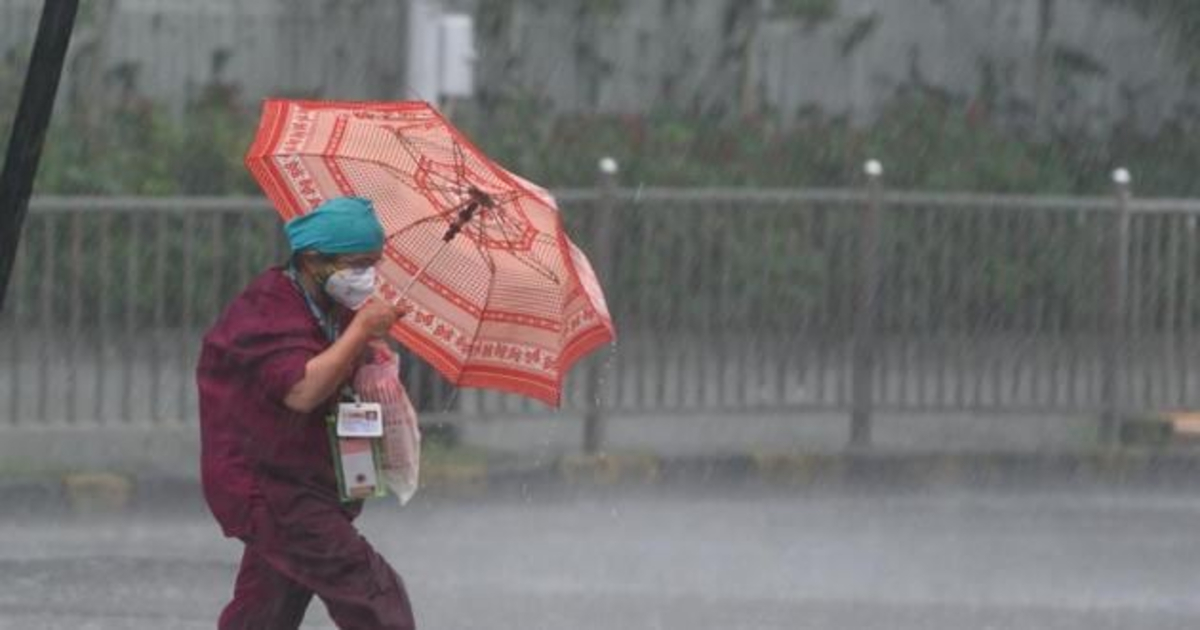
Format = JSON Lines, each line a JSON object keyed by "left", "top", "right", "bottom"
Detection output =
{"left": 2, "top": 189, "right": 1200, "bottom": 433}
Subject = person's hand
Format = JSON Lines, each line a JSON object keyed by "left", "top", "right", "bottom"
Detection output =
{"left": 351, "top": 300, "right": 406, "bottom": 338}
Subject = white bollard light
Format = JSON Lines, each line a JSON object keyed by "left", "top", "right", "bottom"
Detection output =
{"left": 864, "top": 159, "right": 883, "bottom": 178}
{"left": 599, "top": 156, "right": 620, "bottom": 175}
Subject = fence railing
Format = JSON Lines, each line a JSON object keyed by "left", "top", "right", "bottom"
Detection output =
{"left": 3, "top": 174, "right": 1200, "bottom": 448}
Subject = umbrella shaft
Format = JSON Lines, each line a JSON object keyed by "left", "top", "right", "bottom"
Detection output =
{"left": 394, "top": 197, "right": 479, "bottom": 304}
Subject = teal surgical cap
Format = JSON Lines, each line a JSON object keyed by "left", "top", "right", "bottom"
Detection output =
{"left": 285, "top": 197, "right": 385, "bottom": 255}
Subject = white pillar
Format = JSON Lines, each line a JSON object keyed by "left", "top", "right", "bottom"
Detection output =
{"left": 406, "top": 0, "right": 444, "bottom": 103}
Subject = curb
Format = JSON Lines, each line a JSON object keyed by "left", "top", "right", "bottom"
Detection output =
{"left": 7, "top": 450, "right": 1200, "bottom": 513}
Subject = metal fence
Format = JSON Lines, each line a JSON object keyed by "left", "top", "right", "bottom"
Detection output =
{"left": 3, "top": 184, "right": 1200, "bottom": 442}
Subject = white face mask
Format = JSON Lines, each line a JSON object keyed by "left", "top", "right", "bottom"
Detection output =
{"left": 324, "top": 266, "right": 376, "bottom": 309}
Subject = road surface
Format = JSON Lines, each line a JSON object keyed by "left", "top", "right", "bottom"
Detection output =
{"left": 2, "top": 486, "right": 1200, "bottom": 629}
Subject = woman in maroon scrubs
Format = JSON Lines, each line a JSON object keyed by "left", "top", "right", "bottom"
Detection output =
{"left": 197, "top": 197, "right": 415, "bottom": 629}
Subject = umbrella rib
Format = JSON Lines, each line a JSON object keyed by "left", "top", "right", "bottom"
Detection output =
{"left": 385, "top": 211, "right": 458, "bottom": 241}
{"left": 280, "top": 151, "right": 477, "bottom": 227}
{"left": 499, "top": 248, "right": 562, "bottom": 286}
{"left": 396, "top": 159, "right": 472, "bottom": 204}
{"left": 455, "top": 220, "right": 501, "bottom": 376}
{"left": 261, "top": 153, "right": 469, "bottom": 204}
{"left": 468, "top": 210, "right": 501, "bottom": 278}
{"left": 490, "top": 206, "right": 562, "bottom": 285}
{"left": 451, "top": 140, "right": 472, "bottom": 184}
{"left": 385, "top": 191, "right": 501, "bottom": 244}
{"left": 419, "top": 176, "right": 477, "bottom": 210}
{"left": 263, "top": 149, "right": 529, "bottom": 220}
{"left": 391, "top": 131, "right": 478, "bottom": 202}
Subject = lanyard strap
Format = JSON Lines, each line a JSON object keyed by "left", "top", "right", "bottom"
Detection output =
{"left": 285, "top": 263, "right": 340, "bottom": 342}
{"left": 286, "top": 264, "right": 359, "bottom": 403}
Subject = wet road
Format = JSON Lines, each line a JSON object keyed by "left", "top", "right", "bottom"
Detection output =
{"left": 3, "top": 486, "right": 1200, "bottom": 629}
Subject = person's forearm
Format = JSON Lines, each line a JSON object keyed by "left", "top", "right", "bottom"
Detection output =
{"left": 283, "top": 326, "right": 371, "bottom": 413}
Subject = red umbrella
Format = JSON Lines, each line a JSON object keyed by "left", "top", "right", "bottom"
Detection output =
{"left": 245, "top": 99, "right": 615, "bottom": 406}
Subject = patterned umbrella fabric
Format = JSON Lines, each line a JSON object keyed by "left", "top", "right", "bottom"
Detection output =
{"left": 245, "top": 99, "right": 615, "bottom": 406}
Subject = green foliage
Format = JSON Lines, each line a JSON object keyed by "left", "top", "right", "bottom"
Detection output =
{"left": 860, "top": 92, "right": 1080, "bottom": 194}
{"left": 36, "top": 102, "right": 181, "bottom": 195}
{"left": 1, "top": 83, "right": 1197, "bottom": 201}
{"left": 7, "top": 86, "right": 1200, "bottom": 337}
{"left": 456, "top": 89, "right": 1200, "bottom": 197}
{"left": 15, "top": 81, "right": 257, "bottom": 196}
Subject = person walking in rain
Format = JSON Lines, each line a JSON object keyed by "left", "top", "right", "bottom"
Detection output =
{"left": 197, "top": 197, "right": 416, "bottom": 629}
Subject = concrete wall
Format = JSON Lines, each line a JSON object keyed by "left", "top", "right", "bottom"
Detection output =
{"left": 1, "top": 0, "right": 1193, "bottom": 132}
{"left": 480, "top": 0, "right": 1196, "bottom": 134}
{"left": 1, "top": 0, "right": 410, "bottom": 117}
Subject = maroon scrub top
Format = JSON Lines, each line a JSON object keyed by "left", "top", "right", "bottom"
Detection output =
{"left": 197, "top": 267, "right": 358, "bottom": 538}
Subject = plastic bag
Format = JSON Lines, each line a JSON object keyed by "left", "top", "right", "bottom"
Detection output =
{"left": 353, "top": 341, "right": 422, "bottom": 504}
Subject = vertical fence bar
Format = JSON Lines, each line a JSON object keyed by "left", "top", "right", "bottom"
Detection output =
{"left": 179, "top": 211, "right": 196, "bottom": 421}
{"left": 676, "top": 204, "right": 700, "bottom": 408}
{"left": 1183, "top": 214, "right": 1197, "bottom": 406}
{"left": 838, "top": 203, "right": 856, "bottom": 408}
{"left": 1046, "top": 213, "right": 1065, "bottom": 408}
{"left": 1141, "top": 214, "right": 1161, "bottom": 407}
{"left": 1127, "top": 214, "right": 1146, "bottom": 409}
{"left": 1164, "top": 213, "right": 1182, "bottom": 407}
{"left": 987, "top": 209, "right": 1006, "bottom": 408}
{"left": 1101, "top": 169, "right": 1132, "bottom": 445}
{"left": 936, "top": 208, "right": 956, "bottom": 408}
{"left": 123, "top": 213, "right": 141, "bottom": 422}
{"left": 95, "top": 212, "right": 111, "bottom": 421}
{"left": 1007, "top": 210, "right": 1026, "bottom": 406}
{"left": 634, "top": 201, "right": 656, "bottom": 409}
{"left": 8, "top": 230, "right": 27, "bottom": 425}
{"left": 151, "top": 210, "right": 167, "bottom": 422}
{"left": 716, "top": 209, "right": 736, "bottom": 409}
{"left": 850, "top": 161, "right": 884, "bottom": 448}
{"left": 763, "top": 206, "right": 786, "bottom": 408}
{"left": 1068, "top": 210, "right": 1088, "bottom": 409}
{"left": 954, "top": 210, "right": 973, "bottom": 408}
{"left": 969, "top": 209, "right": 989, "bottom": 409}
{"left": 584, "top": 159, "right": 619, "bottom": 454}
{"left": 657, "top": 206, "right": 680, "bottom": 409}
{"left": 813, "top": 206, "right": 830, "bottom": 405}
{"left": 916, "top": 207, "right": 935, "bottom": 409}
{"left": 67, "top": 209, "right": 83, "bottom": 422}
{"left": 37, "top": 212, "right": 54, "bottom": 422}
{"left": 786, "top": 205, "right": 809, "bottom": 408}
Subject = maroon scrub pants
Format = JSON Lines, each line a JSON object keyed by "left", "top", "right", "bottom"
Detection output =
{"left": 218, "top": 499, "right": 415, "bottom": 630}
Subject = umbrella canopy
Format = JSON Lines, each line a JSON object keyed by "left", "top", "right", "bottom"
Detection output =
{"left": 245, "top": 99, "right": 615, "bottom": 406}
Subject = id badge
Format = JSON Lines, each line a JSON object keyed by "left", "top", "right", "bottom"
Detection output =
{"left": 338, "top": 438, "right": 380, "bottom": 500}
{"left": 337, "top": 402, "right": 383, "bottom": 438}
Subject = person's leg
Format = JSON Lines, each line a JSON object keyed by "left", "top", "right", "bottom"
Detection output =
{"left": 219, "top": 545, "right": 314, "bottom": 630}
{"left": 254, "top": 497, "right": 416, "bottom": 630}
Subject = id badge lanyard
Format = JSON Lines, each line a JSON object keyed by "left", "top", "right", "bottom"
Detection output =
{"left": 286, "top": 264, "right": 386, "bottom": 501}
{"left": 286, "top": 263, "right": 341, "bottom": 348}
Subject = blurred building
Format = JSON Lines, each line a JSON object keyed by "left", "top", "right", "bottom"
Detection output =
{"left": 0, "top": 0, "right": 1194, "bottom": 134}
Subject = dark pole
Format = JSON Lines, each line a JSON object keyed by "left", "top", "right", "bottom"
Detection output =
{"left": 1100, "top": 167, "right": 1132, "bottom": 447}
{"left": 850, "top": 159, "right": 884, "bottom": 450}
{"left": 583, "top": 157, "right": 619, "bottom": 455}
{"left": 0, "top": 0, "right": 80, "bottom": 312}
